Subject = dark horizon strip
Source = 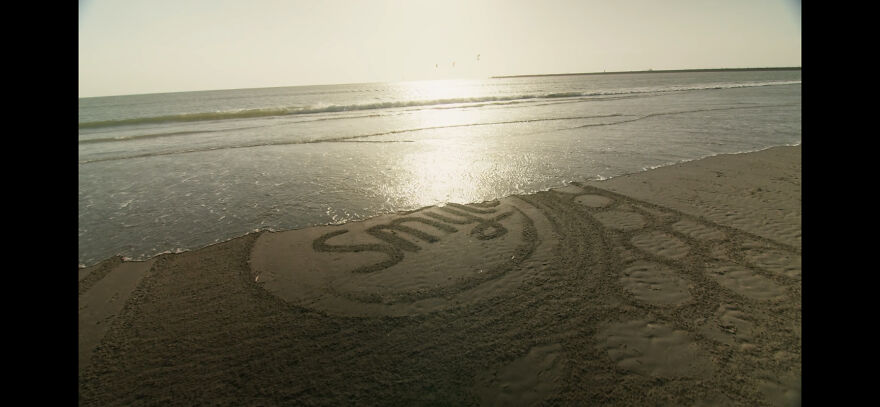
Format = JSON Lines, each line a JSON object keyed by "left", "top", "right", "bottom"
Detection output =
{"left": 491, "top": 67, "right": 802, "bottom": 79}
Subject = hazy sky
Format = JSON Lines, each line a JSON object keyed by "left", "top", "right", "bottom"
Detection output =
{"left": 79, "top": 0, "right": 801, "bottom": 97}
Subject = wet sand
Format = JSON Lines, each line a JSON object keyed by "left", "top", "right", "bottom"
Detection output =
{"left": 79, "top": 145, "right": 801, "bottom": 406}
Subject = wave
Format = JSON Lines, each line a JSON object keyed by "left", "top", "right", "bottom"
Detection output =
{"left": 78, "top": 113, "right": 629, "bottom": 163}
{"left": 574, "top": 103, "right": 799, "bottom": 129}
{"left": 78, "top": 80, "right": 801, "bottom": 129}
{"left": 78, "top": 130, "right": 209, "bottom": 144}
{"left": 78, "top": 99, "right": 798, "bottom": 164}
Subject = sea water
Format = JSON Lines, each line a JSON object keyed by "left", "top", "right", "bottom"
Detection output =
{"left": 78, "top": 70, "right": 801, "bottom": 267}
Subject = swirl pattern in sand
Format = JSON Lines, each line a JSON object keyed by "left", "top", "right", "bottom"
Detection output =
{"left": 250, "top": 197, "right": 559, "bottom": 316}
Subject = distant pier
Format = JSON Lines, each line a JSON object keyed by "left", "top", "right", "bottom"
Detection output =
{"left": 491, "top": 67, "right": 801, "bottom": 79}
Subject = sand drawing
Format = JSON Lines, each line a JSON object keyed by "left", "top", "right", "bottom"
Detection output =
{"left": 619, "top": 260, "right": 692, "bottom": 305}
{"left": 311, "top": 202, "right": 514, "bottom": 274}
{"left": 250, "top": 197, "right": 553, "bottom": 317}
{"left": 80, "top": 181, "right": 801, "bottom": 406}
{"left": 79, "top": 149, "right": 801, "bottom": 406}
{"left": 699, "top": 303, "right": 759, "bottom": 351}
{"left": 499, "top": 183, "right": 800, "bottom": 404}
{"left": 595, "top": 319, "right": 715, "bottom": 378}
{"left": 256, "top": 185, "right": 795, "bottom": 317}
{"left": 672, "top": 218, "right": 727, "bottom": 241}
{"left": 247, "top": 182, "right": 800, "bottom": 403}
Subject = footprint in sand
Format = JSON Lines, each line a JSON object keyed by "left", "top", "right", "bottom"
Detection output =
{"left": 699, "top": 303, "right": 758, "bottom": 351}
{"left": 757, "top": 372, "right": 802, "bottom": 407}
{"left": 79, "top": 258, "right": 156, "bottom": 369}
{"left": 619, "top": 261, "right": 692, "bottom": 305}
{"left": 473, "top": 343, "right": 565, "bottom": 406}
{"left": 596, "top": 319, "right": 714, "bottom": 378}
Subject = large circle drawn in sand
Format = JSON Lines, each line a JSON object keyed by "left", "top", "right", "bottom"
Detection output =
{"left": 705, "top": 262, "right": 787, "bottom": 301}
{"left": 250, "top": 197, "right": 557, "bottom": 316}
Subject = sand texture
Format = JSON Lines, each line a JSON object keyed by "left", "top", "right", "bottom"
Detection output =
{"left": 79, "top": 146, "right": 801, "bottom": 406}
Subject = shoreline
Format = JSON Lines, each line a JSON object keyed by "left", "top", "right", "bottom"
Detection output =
{"left": 78, "top": 143, "right": 801, "bottom": 269}
{"left": 79, "top": 145, "right": 801, "bottom": 405}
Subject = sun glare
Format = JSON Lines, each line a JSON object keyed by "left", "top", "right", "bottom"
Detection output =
{"left": 390, "top": 139, "right": 487, "bottom": 207}
{"left": 392, "top": 79, "right": 484, "bottom": 103}
{"left": 381, "top": 105, "right": 504, "bottom": 208}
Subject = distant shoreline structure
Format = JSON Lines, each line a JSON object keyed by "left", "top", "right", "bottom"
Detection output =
{"left": 491, "top": 67, "right": 801, "bottom": 79}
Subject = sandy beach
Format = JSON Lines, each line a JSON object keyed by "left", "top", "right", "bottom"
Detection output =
{"left": 78, "top": 145, "right": 801, "bottom": 406}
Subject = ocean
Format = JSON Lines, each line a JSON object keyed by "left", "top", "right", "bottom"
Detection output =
{"left": 78, "top": 69, "right": 801, "bottom": 267}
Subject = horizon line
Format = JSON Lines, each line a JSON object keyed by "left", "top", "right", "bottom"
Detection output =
{"left": 491, "top": 66, "right": 802, "bottom": 79}
{"left": 80, "top": 66, "right": 802, "bottom": 99}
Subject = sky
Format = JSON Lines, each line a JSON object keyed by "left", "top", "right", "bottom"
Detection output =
{"left": 78, "top": 0, "right": 801, "bottom": 98}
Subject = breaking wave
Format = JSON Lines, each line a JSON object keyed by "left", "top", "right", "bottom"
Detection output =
{"left": 78, "top": 80, "right": 800, "bottom": 129}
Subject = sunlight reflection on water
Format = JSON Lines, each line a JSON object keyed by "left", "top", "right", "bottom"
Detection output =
{"left": 78, "top": 74, "right": 801, "bottom": 266}
{"left": 380, "top": 101, "right": 502, "bottom": 208}
{"left": 375, "top": 79, "right": 515, "bottom": 208}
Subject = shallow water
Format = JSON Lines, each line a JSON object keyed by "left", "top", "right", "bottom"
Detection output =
{"left": 78, "top": 70, "right": 801, "bottom": 266}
